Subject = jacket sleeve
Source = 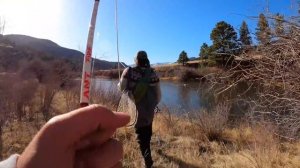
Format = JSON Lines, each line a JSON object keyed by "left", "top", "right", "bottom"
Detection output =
{"left": 118, "top": 67, "right": 129, "bottom": 91}
{"left": 0, "top": 154, "right": 19, "bottom": 168}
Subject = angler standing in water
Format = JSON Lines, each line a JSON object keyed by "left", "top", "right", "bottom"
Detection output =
{"left": 118, "top": 51, "right": 161, "bottom": 168}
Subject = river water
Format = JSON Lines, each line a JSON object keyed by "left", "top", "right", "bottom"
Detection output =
{"left": 93, "top": 78, "right": 219, "bottom": 113}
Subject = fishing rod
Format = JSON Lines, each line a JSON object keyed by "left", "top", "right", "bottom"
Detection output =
{"left": 115, "top": 0, "right": 121, "bottom": 80}
{"left": 80, "top": 0, "right": 100, "bottom": 107}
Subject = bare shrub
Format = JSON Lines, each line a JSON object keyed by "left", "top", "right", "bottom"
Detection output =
{"left": 178, "top": 67, "right": 203, "bottom": 82}
{"left": 19, "top": 59, "right": 54, "bottom": 120}
{"left": 208, "top": 16, "right": 300, "bottom": 139}
{"left": 0, "top": 76, "right": 14, "bottom": 118}
{"left": 0, "top": 76, "right": 13, "bottom": 159}
{"left": 62, "top": 85, "right": 80, "bottom": 112}
{"left": 0, "top": 75, "right": 39, "bottom": 158}
{"left": 12, "top": 79, "right": 38, "bottom": 120}
{"left": 0, "top": 75, "right": 38, "bottom": 120}
{"left": 91, "top": 82, "right": 121, "bottom": 110}
{"left": 19, "top": 59, "right": 50, "bottom": 83}
{"left": 191, "top": 103, "right": 230, "bottom": 142}
{"left": 37, "top": 85, "right": 57, "bottom": 120}
{"left": 95, "top": 69, "right": 123, "bottom": 79}
{"left": 154, "top": 65, "right": 181, "bottom": 78}
{"left": 156, "top": 106, "right": 182, "bottom": 136}
{"left": 19, "top": 58, "right": 75, "bottom": 120}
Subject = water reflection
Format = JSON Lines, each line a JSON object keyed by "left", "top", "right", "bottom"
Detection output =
{"left": 160, "top": 81, "right": 202, "bottom": 112}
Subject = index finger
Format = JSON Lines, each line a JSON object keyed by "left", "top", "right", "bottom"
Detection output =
{"left": 43, "top": 105, "right": 130, "bottom": 145}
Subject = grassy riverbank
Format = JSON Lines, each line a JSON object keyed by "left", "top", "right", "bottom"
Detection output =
{"left": 155, "top": 65, "right": 221, "bottom": 82}
{"left": 95, "top": 65, "right": 222, "bottom": 82}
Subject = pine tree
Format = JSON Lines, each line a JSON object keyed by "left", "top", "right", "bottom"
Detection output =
{"left": 177, "top": 50, "right": 189, "bottom": 66}
{"left": 275, "top": 13, "right": 284, "bottom": 36}
{"left": 210, "top": 21, "right": 239, "bottom": 65}
{"left": 199, "top": 43, "right": 210, "bottom": 59}
{"left": 239, "top": 21, "right": 252, "bottom": 46}
{"left": 256, "top": 13, "right": 271, "bottom": 44}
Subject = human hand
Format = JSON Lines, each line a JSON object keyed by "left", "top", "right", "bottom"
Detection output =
{"left": 17, "top": 104, "right": 130, "bottom": 168}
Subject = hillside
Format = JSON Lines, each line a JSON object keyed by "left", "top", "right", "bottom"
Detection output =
{"left": 1, "top": 34, "right": 125, "bottom": 70}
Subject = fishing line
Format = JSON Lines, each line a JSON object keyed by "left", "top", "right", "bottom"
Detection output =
{"left": 114, "top": 0, "right": 138, "bottom": 127}
{"left": 115, "top": 0, "right": 121, "bottom": 80}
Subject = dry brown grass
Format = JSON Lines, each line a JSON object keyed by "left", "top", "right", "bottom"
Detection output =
{"left": 116, "top": 103, "right": 300, "bottom": 168}
{"left": 2, "top": 119, "right": 44, "bottom": 159}
{"left": 94, "top": 69, "right": 122, "bottom": 79}
{"left": 1, "top": 108, "right": 300, "bottom": 168}
{"left": 115, "top": 111, "right": 300, "bottom": 168}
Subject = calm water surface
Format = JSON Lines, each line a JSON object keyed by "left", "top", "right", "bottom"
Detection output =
{"left": 94, "top": 78, "right": 216, "bottom": 113}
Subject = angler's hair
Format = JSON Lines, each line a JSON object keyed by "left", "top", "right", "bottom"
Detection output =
{"left": 135, "top": 51, "right": 150, "bottom": 68}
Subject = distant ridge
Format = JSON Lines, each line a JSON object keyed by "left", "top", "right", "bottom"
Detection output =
{"left": 4, "top": 34, "right": 126, "bottom": 70}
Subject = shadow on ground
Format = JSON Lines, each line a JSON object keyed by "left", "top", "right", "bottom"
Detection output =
{"left": 157, "top": 149, "right": 199, "bottom": 168}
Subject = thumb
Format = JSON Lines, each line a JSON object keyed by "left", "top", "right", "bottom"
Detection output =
{"left": 41, "top": 105, "right": 130, "bottom": 147}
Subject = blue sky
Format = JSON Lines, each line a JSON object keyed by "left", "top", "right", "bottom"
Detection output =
{"left": 0, "top": 0, "right": 298, "bottom": 65}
